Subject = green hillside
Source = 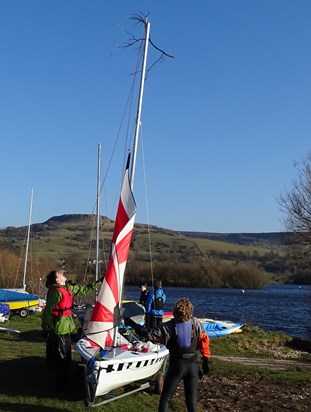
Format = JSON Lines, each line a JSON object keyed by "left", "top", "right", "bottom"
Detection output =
{"left": 0, "top": 214, "right": 299, "bottom": 291}
{"left": 0, "top": 214, "right": 285, "bottom": 261}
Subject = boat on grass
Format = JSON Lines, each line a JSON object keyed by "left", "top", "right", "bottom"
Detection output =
{"left": 199, "top": 318, "right": 243, "bottom": 337}
{"left": 75, "top": 16, "right": 169, "bottom": 407}
{"left": 123, "top": 308, "right": 243, "bottom": 338}
{"left": 163, "top": 311, "right": 243, "bottom": 337}
{"left": 0, "top": 289, "right": 40, "bottom": 318}
{"left": 0, "top": 302, "right": 21, "bottom": 335}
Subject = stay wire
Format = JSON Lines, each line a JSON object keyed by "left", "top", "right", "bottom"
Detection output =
{"left": 100, "top": 44, "right": 144, "bottom": 201}
{"left": 81, "top": 43, "right": 145, "bottom": 288}
{"left": 140, "top": 124, "right": 155, "bottom": 290}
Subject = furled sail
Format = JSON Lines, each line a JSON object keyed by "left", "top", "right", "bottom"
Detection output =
{"left": 85, "top": 155, "right": 136, "bottom": 348}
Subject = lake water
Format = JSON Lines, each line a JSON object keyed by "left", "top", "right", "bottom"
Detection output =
{"left": 124, "top": 284, "right": 311, "bottom": 339}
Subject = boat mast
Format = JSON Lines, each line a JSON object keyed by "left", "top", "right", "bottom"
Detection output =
{"left": 113, "top": 19, "right": 150, "bottom": 348}
{"left": 95, "top": 143, "right": 101, "bottom": 283}
{"left": 129, "top": 18, "right": 150, "bottom": 190}
{"left": 23, "top": 186, "right": 33, "bottom": 292}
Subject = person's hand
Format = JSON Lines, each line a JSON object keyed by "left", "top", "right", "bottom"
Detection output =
{"left": 202, "top": 356, "right": 210, "bottom": 375}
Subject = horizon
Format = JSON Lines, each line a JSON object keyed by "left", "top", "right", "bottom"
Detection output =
{"left": 1, "top": 212, "right": 286, "bottom": 235}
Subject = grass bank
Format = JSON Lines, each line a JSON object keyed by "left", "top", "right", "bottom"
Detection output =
{"left": 0, "top": 314, "right": 310, "bottom": 411}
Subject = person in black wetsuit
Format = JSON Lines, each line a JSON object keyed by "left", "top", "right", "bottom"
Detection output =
{"left": 126, "top": 297, "right": 211, "bottom": 412}
{"left": 138, "top": 281, "right": 150, "bottom": 308}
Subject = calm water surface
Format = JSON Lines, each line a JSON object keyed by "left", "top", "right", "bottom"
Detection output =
{"left": 124, "top": 284, "right": 311, "bottom": 339}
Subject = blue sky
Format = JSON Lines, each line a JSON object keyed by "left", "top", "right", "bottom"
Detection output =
{"left": 1, "top": 0, "right": 310, "bottom": 233}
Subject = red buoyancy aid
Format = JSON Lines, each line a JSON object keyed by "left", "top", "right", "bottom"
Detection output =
{"left": 51, "top": 287, "right": 73, "bottom": 317}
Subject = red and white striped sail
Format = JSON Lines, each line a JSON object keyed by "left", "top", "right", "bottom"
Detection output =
{"left": 86, "top": 159, "right": 136, "bottom": 348}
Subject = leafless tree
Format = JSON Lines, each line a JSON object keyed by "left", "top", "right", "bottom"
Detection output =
{"left": 121, "top": 13, "right": 175, "bottom": 78}
{"left": 278, "top": 152, "right": 311, "bottom": 257}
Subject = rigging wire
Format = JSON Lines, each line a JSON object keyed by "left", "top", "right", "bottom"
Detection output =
{"left": 99, "top": 44, "right": 144, "bottom": 201}
{"left": 14, "top": 230, "right": 28, "bottom": 289}
{"left": 80, "top": 41, "right": 145, "bottom": 289}
{"left": 140, "top": 123, "right": 155, "bottom": 290}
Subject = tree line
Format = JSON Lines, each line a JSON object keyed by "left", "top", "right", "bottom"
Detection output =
{"left": 125, "top": 259, "right": 269, "bottom": 289}
{"left": 1, "top": 246, "right": 269, "bottom": 294}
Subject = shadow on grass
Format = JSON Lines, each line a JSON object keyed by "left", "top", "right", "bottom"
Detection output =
{"left": 18, "top": 329, "right": 46, "bottom": 343}
{"left": 15, "top": 329, "right": 81, "bottom": 344}
{"left": 0, "top": 402, "right": 65, "bottom": 412}
{"left": 0, "top": 355, "right": 84, "bottom": 404}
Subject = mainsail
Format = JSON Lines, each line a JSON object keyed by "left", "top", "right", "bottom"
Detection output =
{"left": 86, "top": 156, "right": 136, "bottom": 348}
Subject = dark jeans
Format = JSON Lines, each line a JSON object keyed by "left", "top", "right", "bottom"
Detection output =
{"left": 159, "top": 357, "right": 199, "bottom": 412}
{"left": 46, "top": 333, "right": 72, "bottom": 390}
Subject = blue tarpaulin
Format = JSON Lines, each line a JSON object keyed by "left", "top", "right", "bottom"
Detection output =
{"left": 0, "top": 289, "right": 39, "bottom": 302}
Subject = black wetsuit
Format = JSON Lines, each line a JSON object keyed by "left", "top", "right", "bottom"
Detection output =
{"left": 147, "top": 317, "right": 206, "bottom": 412}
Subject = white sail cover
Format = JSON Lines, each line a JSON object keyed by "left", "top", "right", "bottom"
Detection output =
{"left": 85, "top": 159, "right": 136, "bottom": 348}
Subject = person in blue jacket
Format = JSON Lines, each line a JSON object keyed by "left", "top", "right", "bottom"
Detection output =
{"left": 145, "top": 279, "right": 166, "bottom": 328}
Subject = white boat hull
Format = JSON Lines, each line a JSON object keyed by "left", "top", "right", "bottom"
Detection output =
{"left": 76, "top": 339, "right": 169, "bottom": 400}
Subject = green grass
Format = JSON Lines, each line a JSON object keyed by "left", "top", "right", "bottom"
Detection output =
{"left": 1, "top": 315, "right": 310, "bottom": 411}
{"left": 137, "top": 232, "right": 270, "bottom": 255}
{"left": 0, "top": 314, "right": 186, "bottom": 412}
{"left": 210, "top": 326, "right": 293, "bottom": 358}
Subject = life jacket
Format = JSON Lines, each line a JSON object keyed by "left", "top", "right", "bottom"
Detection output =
{"left": 152, "top": 289, "right": 165, "bottom": 310}
{"left": 167, "top": 318, "right": 198, "bottom": 359}
{"left": 51, "top": 287, "right": 73, "bottom": 317}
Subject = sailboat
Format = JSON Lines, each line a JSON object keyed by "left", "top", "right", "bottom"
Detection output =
{"left": 0, "top": 187, "right": 40, "bottom": 318}
{"left": 0, "top": 289, "right": 39, "bottom": 318}
{"left": 75, "top": 17, "right": 169, "bottom": 406}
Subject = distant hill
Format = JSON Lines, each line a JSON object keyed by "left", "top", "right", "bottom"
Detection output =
{"left": 179, "top": 231, "right": 288, "bottom": 247}
{"left": 0, "top": 213, "right": 287, "bottom": 263}
{"left": 2, "top": 214, "right": 304, "bottom": 285}
{"left": 1, "top": 214, "right": 286, "bottom": 244}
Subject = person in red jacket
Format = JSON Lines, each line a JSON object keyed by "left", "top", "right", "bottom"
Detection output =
{"left": 42, "top": 270, "right": 101, "bottom": 391}
{"left": 126, "top": 297, "right": 210, "bottom": 412}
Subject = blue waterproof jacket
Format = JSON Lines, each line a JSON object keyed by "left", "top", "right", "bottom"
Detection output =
{"left": 145, "top": 288, "right": 166, "bottom": 316}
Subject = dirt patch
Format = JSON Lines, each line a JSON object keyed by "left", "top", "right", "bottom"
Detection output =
{"left": 174, "top": 357, "right": 311, "bottom": 411}
{"left": 213, "top": 355, "right": 311, "bottom": 371}
{"left": 197, "top": 374, "right": 311, "bottom": 411}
